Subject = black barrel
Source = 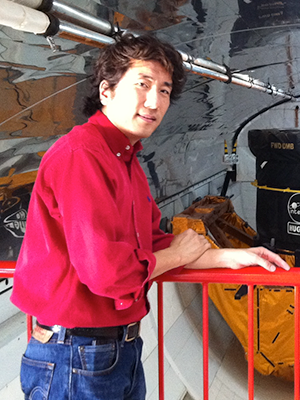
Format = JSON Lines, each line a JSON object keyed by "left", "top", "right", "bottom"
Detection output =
{"left": 248, "top": 129, "right": 300, "bottom": 251}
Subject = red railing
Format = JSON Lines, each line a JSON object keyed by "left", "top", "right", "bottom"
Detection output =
{"left": 155, "top": 267, "right": 300, "bottom": 400}
{"left": 1, "top": 262, "right": 300, "bottom": 399}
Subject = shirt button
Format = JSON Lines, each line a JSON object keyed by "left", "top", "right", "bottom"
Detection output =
{"left": 116, "top": 152, "right": 121, "bottom": 157}
{"left": 136, "top": 232, "right": 140, "bottom": 238}
{"left": 125, "top": 145, "right": 130, "bottom": 150}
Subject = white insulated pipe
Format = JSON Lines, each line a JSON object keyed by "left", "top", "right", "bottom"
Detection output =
{"left": 7, "top": 0, "right": 114, "bottom": 36}
{"left": 1, "top": 0, "right": 50, "bottom": 34}
{"left": 8, "top": 0, "right": 43, "bottom": 7}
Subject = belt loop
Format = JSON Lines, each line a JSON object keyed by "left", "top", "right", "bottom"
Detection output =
{"left": 120, "top": 325, "right": 127, "bottom": 347}
{"left": 57, "top": 326, "right": 67, "bottom": 344}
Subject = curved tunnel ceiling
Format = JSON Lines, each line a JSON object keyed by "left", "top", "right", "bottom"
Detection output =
{"left": 1, "top": 1, "right": 300, "bottom": 395}
{"left": 1, "top": 0, "right": 300, "bottom": 207}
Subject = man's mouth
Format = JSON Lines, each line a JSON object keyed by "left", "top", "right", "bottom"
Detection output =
{"left": 138, "top": 114, "right": 156, "bottom": 123}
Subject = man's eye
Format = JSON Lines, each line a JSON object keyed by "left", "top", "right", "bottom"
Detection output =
{"left": 161, "top": 89, "right": 170, "bottom": 95}
{"left": 138, "top": 82, "right": 148, "bottom": 88}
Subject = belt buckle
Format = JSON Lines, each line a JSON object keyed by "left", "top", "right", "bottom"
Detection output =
{"left": 125, "top": 322, "right": 140, "bottom": 342}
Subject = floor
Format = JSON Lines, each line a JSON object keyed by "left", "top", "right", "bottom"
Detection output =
{"left": 1, "top": 376, "right": 23, "bottom": 400}
{"left": 207, "top": 337, "right": 294, "bottom": 400}
{"left": 183, "top": 393, "right": 194, "bottom": 400}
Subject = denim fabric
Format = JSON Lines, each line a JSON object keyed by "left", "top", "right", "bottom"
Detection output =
{"left": 20, "top": 331, "right": 146, "bottom": 400}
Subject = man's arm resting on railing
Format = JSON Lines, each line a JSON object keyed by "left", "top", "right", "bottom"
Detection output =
{"left": 151, "top": 229, "right": 211, "bottom": 279}
{"left": 185, "top": 246, "right": 291, "bottom": 272}
{"left": 151, "top": 229, "right": 291, "bottom": 279}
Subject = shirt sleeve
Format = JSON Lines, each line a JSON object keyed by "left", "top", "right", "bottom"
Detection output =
{"left": 40, "top": 145, "right": 160, "bottom": 310}
{"left": 150, "top": 198, "right": 185, "bottom": 276}
{"left": 151, "top": 197, "right": 174, "bottom": 252}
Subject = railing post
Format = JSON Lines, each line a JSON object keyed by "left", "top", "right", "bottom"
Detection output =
{"left": 202, "top": 282, "right": 209, "bottom": 400}
{"left": 157, "top": 281, "right": 165, "bottom": 400}
{"left": 27, "top": 314, "right": 33, "bottom": 342}
{"left": 248, "top": 284, "right": 254, "bottom": 400}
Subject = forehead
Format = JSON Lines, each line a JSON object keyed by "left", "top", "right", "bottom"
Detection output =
{"left": 121, "top": 59, "right": 173, "bottom": 85}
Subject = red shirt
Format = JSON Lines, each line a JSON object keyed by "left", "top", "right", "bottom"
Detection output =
{"left": 11, "top": 111, "right": 174, "bottom": 328}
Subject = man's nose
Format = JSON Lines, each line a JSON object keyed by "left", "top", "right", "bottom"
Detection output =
{"left": 144, "top": 87, "right": 159, "bottom": 109}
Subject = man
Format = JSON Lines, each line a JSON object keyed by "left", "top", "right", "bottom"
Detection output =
{"left": 11, "top": 33, "right": 289, "bottom": 400}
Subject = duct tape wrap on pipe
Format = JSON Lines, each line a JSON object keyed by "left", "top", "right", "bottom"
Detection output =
{"left": 1, "top": 0, "right": 50, "bottom": 34}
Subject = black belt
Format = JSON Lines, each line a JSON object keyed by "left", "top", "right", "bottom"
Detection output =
{"left": 37, "top": 321, "right": 140, "bottom": 342}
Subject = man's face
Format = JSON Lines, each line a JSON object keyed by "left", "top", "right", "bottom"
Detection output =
{"left": 100, "top": 59, "right": 173, "bottom": 145}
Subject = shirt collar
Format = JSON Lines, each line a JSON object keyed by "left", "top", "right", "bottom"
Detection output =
{"left": 88, "top": 111, "right": 143, "bottom": 162}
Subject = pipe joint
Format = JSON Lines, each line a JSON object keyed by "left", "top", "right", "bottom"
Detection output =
{"left": 42, "top": 12, "right": 59, "bottom": 37}
{"left": 36, "top": 0, "right": 53, "bottom": 13}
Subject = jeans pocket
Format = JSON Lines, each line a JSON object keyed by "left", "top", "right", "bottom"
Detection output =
{"left": 20, "top": 355, "right": 55, "bottom": 400}
{"left": 74, "top": 341, "right": 119, "bottom": 376}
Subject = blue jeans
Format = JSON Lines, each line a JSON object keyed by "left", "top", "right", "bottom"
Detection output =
{"left": 20, "top": 327, "right": 146, "bottom": 400}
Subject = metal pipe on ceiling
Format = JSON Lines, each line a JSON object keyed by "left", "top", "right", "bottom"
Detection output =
{"left": 180, "top": 50, "right": 291, "bottom": 97}
{"left": 8, "top": 0, "right": 114, "bottom": 36}
{"left": 183, "top": 61, "right": 293, "bottom": 100}
{"left": 58, "top": 21, "right": 115, "bottom": 48}
{"left": 51, "top": 1, "right": 114, "bottom": 36}
{"left": 1, "top": 0, "right": 296, "bottom": 100}
{"left": 0, "top": 0, "right": 115, "bottom": 48}
{"left": 180, "top": 50, "right": 228, "bottom": 75}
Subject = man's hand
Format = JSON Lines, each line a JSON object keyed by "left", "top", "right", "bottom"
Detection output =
{"left": 187, "top": 246, "right": 290, "bottom": 272}
{"left": 151, "top": 229, "right": 211, "bottom": 279}
{"left": 169, "top": 229, "right": 211, "bottom": 266}
{"left": 228, "top": 247, "right": 290, "bottom": 271}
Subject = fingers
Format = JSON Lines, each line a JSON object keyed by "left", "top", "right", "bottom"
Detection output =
{"left": 217, "top": 247, "right": 291, "bottom": 272}
{"left": 251, "top": 256, "right": 276, "bottom": 272}
{"left": 171, "top": 229, "right": 206, "bottom": 247}
{"left": 170, "top": 229, "right": 211, "bottom": 265}
{"left": 247, "top": 247, "right": 290, "bottom": 271}
{"left": 201, "top": 239, "right": 212, "bottom": 252}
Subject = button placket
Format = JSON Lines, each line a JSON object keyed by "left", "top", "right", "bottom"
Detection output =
{"left": 132, "top": 201, "right": 142, "bottom": 247}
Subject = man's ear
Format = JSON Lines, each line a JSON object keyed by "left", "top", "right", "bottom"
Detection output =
{"left": 99, "top": 80, "right": 112, "bottom": 106}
